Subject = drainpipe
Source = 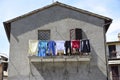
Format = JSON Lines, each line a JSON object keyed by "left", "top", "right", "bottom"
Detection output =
{"left": 103, "top": 21, "right": 112, "bottom": 80}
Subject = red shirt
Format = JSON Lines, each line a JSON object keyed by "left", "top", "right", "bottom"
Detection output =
{"left": 71, "top": 40, "right": 80, "bottom": 49}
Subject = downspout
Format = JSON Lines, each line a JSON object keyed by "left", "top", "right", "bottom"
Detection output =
{"left": 103, "top": 21, "right": 112, "bottom": 80}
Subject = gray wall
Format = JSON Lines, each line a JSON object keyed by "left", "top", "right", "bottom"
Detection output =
{"left": 9, "top": 5, "right": 107, "bottom": 80}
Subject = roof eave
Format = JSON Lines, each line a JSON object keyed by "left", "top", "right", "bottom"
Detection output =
{"left": 3, "top": 22, "right": 10, "bottom": 42}
{"left": 104, "top": 19, "right": 112, "bottom": 32}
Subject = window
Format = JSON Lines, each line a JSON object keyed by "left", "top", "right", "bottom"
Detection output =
{"left": 111, "top": 66, "right": 119, "bottom": 80}
{"left": 70, "top": 28, "right": 82, "bottom": 40}
{"left": 38, "top": 30, "right": 50, "bottom": 40}
{"left": 108, "top": 45, "right": 116, "bottom": 57}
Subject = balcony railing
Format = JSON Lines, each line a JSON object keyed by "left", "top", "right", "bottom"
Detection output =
{"left": 112, "top": 76, "right": 120, "bottom": 80}
{"left": 28, "top": 54, "right": 91, "bottom": 62}
{"left": 108, "top": 51, "right": 120, "bottom": 59}
{"left": 28, "top": 40, "right": 91, "bottom": 62}
{"left": 108, "top": 52, "right": 120, "bottom": 64}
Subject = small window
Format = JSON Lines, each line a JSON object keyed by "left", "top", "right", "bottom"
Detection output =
{"left": 70, "top": 28, "right": 82, "bottom": 40}
{"left": 111, "top": 66, "right": 119, "bottom": 80}
{"left": 108, "top": 45, "right": 116, "bottom": 53}
{"left": 108, "top": 45, "right": 116, "bottom": 57}
{"left": 38, "top": 30, "right": 50, "bottom": 40}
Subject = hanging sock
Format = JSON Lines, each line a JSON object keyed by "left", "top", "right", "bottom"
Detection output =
{"left": 28, "top": 40, "right": 38, "bottom": 56}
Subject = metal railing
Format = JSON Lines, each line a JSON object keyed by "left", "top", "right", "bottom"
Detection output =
{"left": 112, "top": 76, "right": 120, "bottom": 80}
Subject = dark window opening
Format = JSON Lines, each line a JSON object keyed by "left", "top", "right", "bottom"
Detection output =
{"left": 70, "top": 28, "right": 82, "bottom": 40}
{"left": 111, "top": 66, "right": 119, "bottom": 80}
{"left": 108, "top": 45, "right": 116, "bottom": 58}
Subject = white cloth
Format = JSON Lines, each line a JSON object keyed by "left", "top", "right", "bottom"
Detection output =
{"left": 28, "top": 40, "right": 38, "bottom": 55}
{"left": 55, "top": 41, "right": 65, "bottom": 55}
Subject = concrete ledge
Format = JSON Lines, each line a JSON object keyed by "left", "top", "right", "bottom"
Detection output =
{"left": 108, "top": 59, "right": 120, "bottom": 65}
{"left": 28, "top": 55, "right": 91, "bottom": 62}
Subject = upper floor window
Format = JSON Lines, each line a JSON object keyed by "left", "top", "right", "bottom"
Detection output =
{"left": 108, "top": 45, "right": 117, "bottom": 57}
{"left": 38, "top": 30, "right": 50, "bottom": 40}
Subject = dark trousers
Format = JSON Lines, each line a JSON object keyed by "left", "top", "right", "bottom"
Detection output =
{"left": 65, "top": 47, "right": 71, "bottom": 55}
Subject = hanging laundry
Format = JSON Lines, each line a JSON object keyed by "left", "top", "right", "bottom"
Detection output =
{"left": 64, "top": 41, "right": 72, "bottom": 55}
{"left": 71, "top": 40, "right": 80, "bottom": 54}
{"left": 28, "top": 40, "right": 38, "bottom": 55}
{"left": 80, "top": 39, "right": 91, "bottom": 53}
{"left": 71, "top": 40, "right": 80, "bottom": 49}
{"left": 47, "top": 40, "right": 56, "bottom": 56}
{"left": 55, "top": 41, "right": 65, "bottom": 55}
{"left": 38, "top": 40, "right": 48, "bottom": 57}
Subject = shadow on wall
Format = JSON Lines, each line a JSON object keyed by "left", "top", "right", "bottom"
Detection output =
{"left": 9, "top": 5, "right": 107, "bottom": 80}
{"left": 28, "top": 33, "right": 108, "bottom": 80}
{"left": 30, "top": 59, "right": 107, "bottom": 80}
{"left": 20, "top": 24, "right": 108, "bottom": 80}
{"left": 11, "top": 6, "right": 103, "bottom": 41}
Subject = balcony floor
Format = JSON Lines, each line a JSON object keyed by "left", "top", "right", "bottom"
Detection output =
{"left": 28, "top": 55, "right": 91, "bottom": 62}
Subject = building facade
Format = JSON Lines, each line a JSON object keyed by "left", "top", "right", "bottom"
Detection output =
{"left": 0, "top": 64, "right": 3, "bottom": 80}
{"left": 4, "top": 2, "right": 112, "bottom": 80}
{"left": 0, "top": 54, "right": 8, "bottom": 80}
{"left": 107, "top": 36, "right": 120, "bottom": 80}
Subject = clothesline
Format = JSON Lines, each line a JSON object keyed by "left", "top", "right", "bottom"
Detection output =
{"left": 28, "top": 39, "right": 91, "bottom": 57}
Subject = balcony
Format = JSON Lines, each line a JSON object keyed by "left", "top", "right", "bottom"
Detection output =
{"left": 108, "top": 51, "right": 120, "bottom": 65}
{"left": 28, "top": 55, "right": 91, "bottom": 62}
{"left": 108, "top": 59, "right": 120, "bottom": 65}
{"left": 28, "top": 40, "right": 91, "bottom": 62}
{"left": 111, "top": 76, "right": 120, "bottom": 80}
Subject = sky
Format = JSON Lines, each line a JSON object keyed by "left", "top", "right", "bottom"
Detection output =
{"left": 0, "top": 0, "right": 120, "bottom": 57}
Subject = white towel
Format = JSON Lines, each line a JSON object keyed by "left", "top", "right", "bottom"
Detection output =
{"left": 28, "top": 40, "right": 38, "bottom": 55}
